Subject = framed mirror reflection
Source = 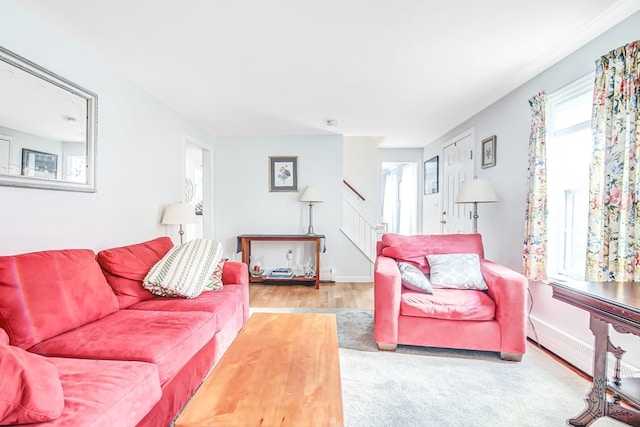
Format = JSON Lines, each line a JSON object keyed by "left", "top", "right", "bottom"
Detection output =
{"left": 0, "top": 46, "right": 97, "bottom": 192}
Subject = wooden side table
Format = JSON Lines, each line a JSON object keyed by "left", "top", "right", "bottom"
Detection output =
{"left": 236, "top": 234, "right": 326, "bottom": 289}
{"left": 549, "top": 281, "right": 640, "bottom": 426}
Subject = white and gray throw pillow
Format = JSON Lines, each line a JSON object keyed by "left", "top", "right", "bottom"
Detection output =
{"left": 144, "top": 238, "right": 223, "bottom": 298}
{"left": 426, "top": 253, "right": 487, "bottom": 290}
{"left": 397, "top": 262, "right": 433, "bottom": 294}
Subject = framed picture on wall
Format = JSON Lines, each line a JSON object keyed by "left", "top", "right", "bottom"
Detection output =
{"left": 269, "top": 156, "right": 298, "bottom": 192}
{"left": 21, "top": 148, "right": 58, "bottom": 180}
{"left": 424, "top": 155, "right": 439, "bottom": 195}
{"left": 481, "top": 135, "right": 497, "bottom": 168}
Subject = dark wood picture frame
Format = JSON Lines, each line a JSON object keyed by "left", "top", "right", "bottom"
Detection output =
{"left": 481, "top": 135, "right": 496, "bottom": 169}
{"left": 21, "top": 148, "right": 58, "bottom": 180}
{"left": 424, "top": 155, "right": 439, "bottom": 195}
{"left": 269, "top": 156, "right": 298, "bottom": 192}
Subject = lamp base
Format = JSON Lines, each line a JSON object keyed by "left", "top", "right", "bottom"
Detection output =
{"left": 178, "top": 225, "right": 185, "bottom": 245}
{"left": 306, "top": 203, "right": 317, "bottom": 235}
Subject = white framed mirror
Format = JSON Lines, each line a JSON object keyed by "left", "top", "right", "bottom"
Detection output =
{"left": 0, "top": 46, "right": 97, "bottom": 192}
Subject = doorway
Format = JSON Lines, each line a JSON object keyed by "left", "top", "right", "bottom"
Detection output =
{"left": 184, "top": 137, "right": 213, "bottom": 241}
{"left": 381, "top": 161, "right": 417, "bottom": 235}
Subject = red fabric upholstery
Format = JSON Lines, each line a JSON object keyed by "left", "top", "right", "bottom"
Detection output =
{"left": 128, "top": 284, "right": 245, "bottom": 333}
{"left": 0, "top": 249, "right": 119, "bottom": 349}
{"left": 96, "top": 237, "right": 174, "bottom": 308}
{"left": 380, "top": 233, "right": 485, "bottom": 273}
{"left": 0, "top": 329, "right": 8, "bottom": 345}
{"left": 45, "top": 357, "right": 161, "bottom": 427}
{"left": 400, "top": 289, "right": 496, "bottom": 320}
{"left": 30, "top": 310, "right": 216, "bottom": 385}
{"left": 374, "top": 233, "right": 527, "bottom": 360}
{"left": 0, "top": 343, "right": 64, "bottom": 425}
{"left": 135, "top": 339, "right": 215, "bottom": 427}
{"left": 222, "top": 261, "right": 250, "bottom": 323}
{"left": 398, "top": 315, "right": 502, "bottom": 352}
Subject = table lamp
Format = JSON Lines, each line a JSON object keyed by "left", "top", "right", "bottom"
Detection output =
{"left": 162, "top": 203, "right": 197, "bottom": 244}
{"left": 300, "top": 186, "right": 323, "bottom": 235}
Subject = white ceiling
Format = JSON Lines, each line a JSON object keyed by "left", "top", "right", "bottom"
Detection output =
{"left": 13, "top": 0, "right": 640, "bottom": 147}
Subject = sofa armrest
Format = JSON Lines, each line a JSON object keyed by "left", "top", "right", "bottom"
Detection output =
{"left": 373, "top": 256, "right": 403, "bottom": 347}
{"left": 222, "top": 261, "right": 250, "bottom": 323}
{"left": 481, "top": 259, "right": 528, "bottom": 356}
{"left": 222, "top": 261, "right": 249, "bottom": 286}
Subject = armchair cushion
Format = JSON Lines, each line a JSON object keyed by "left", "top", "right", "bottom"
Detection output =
{"left": 398, "top": 262, "right": 433, "bottom": 294}
{"left": 426, "top": 253, "right": 487, "bottom": 290}
{"left": 401, "top": 289, "right": 496, "bottom": 320}
{"left": 380, "top": 233, "right": 485, "bottom": 273}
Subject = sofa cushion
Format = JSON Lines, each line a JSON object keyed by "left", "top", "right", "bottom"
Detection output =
{"left": 96, "top": 237, "right": 174, "bottom": 308}
{"left": 129, "top": 284, "right": 245, "bottom": 333}
{"left": 206, "top": 258, "right": 226, "bottom": 291}
{"left": 0, "top": 249, "right": 119, "bottom": 349}
{"left": 426, "top": 253, "right": 488, "bottom": 290}
{"left": 398, "top": 262, "right": 433, "bottom": 294}
{"left": 143, "top": 239, "right": 223, "bottom": 298}
{"left": 30, "top": 309, "right": 215, "bottom": 385}
{"left": 48, "top": 356, "right": 161, "bottom": 427}
{"left": 0, "top": 342, "right": 64, "bottom": 425}
{"left": 380, "top": 233, "right": 485, "bottom": 273}
{"left": 400, "top": 288, "right": 496, "bottom": 321}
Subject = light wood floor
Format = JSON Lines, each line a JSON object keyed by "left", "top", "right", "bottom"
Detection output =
{"left": 249, "top": 282, "right": 373, "bottom": 309}
{"left": 249, "top": 281, "right": 603, "bottom": 393}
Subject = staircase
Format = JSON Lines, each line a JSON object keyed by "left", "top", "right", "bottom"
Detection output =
{"left": 341, "top": 197, "right": 386, "bottom": 263}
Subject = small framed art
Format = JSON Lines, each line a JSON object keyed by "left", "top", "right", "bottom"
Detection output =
{"left": 424, "top": 156, "right": 439, "bottom": 194}
{"left": 269, "top": 156, "right": 298, "bottom": 192}
{"left": 21, "top": 148, "right": 58, "bottom": 179}
{"left": 481, "top": 135, "right": 496, "bottom": 169}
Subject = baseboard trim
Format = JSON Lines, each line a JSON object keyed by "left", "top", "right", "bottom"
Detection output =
{"left": 335, "top": 276, "right": 372, "bottom": 283}
{"left": 528, "top": 314, "right": 638, "bottom": 378}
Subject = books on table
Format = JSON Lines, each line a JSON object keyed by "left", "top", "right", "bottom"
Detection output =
{"left": 267, "top": 268, "right": 294, "bottom": 279}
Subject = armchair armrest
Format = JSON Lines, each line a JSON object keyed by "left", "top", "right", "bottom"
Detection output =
{"left": 374, "top": 255, "right": 403, "bottom": 349}
{"left": 481, "top": 259, "right": 528, "bottom": 356}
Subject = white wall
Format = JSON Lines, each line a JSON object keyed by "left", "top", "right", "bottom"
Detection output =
{"left": 427, "top": 12, "right": 640, "bottom": 371}
{"left": 0, "top": 2, "right": 214, "bottom": 254}
{"left": 213, "top": 135, "right": 371, "bottom": 282}
{"left": 343, "top": 136, "right": 381, "bottom": 226}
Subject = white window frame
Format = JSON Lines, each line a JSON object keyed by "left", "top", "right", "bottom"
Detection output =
{"left": 546, "top": 73, "right": 594, "bottom": 281}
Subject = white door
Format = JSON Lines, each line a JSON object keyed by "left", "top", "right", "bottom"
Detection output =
{"left": 442, "top": 131, "right": 474, "bottom": 233}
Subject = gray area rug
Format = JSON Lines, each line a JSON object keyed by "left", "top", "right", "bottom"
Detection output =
{"left": 250, "top": 307, "right": 625, "bottom": 427}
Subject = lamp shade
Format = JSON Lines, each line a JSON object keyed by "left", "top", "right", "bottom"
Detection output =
{"left": 300, "top": 186, "right": 324, "bottom": 203}
{"left": 162, "top": 203, "right": 198, "bottom": 225}
{"left": 455, "top": 179, "right": 497, "bottom": 204}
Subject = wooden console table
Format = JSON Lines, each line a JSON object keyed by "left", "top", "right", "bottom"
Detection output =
{"left": 237, "top": 234, "right": 325, "bottom": 289}
{"left": 549, "top": 281, "right": 640, "bottom": 426}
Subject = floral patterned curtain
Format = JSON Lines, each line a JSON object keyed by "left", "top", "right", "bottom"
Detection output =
{"left": 522, "top": 91, "right": 548, "bottom": 281}
{"left": 586, "top": 40, "right": 640, "bottom": 282}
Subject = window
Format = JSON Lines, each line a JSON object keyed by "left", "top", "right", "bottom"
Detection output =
{"left": 546, "top": 74, "right": 593, "bottom": 280}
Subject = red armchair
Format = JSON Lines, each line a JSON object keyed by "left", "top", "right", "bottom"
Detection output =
{"left": 374, "top": 233, "right": 528, "bottom": 361}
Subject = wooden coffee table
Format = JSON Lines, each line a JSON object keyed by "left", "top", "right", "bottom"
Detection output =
{"left": 174, "top": 312, "right": 344, "bottom": 427}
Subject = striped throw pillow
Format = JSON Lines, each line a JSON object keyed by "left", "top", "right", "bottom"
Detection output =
{"left": 143, "top": 239, "right": 223, "bottom": 298}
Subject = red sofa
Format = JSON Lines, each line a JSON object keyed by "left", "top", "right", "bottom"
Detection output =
{"left": 0, "top": 237, "right": 249, "bottom": 426}
{"left": 374, "top": 233, "right": 527, "bottom": 361}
